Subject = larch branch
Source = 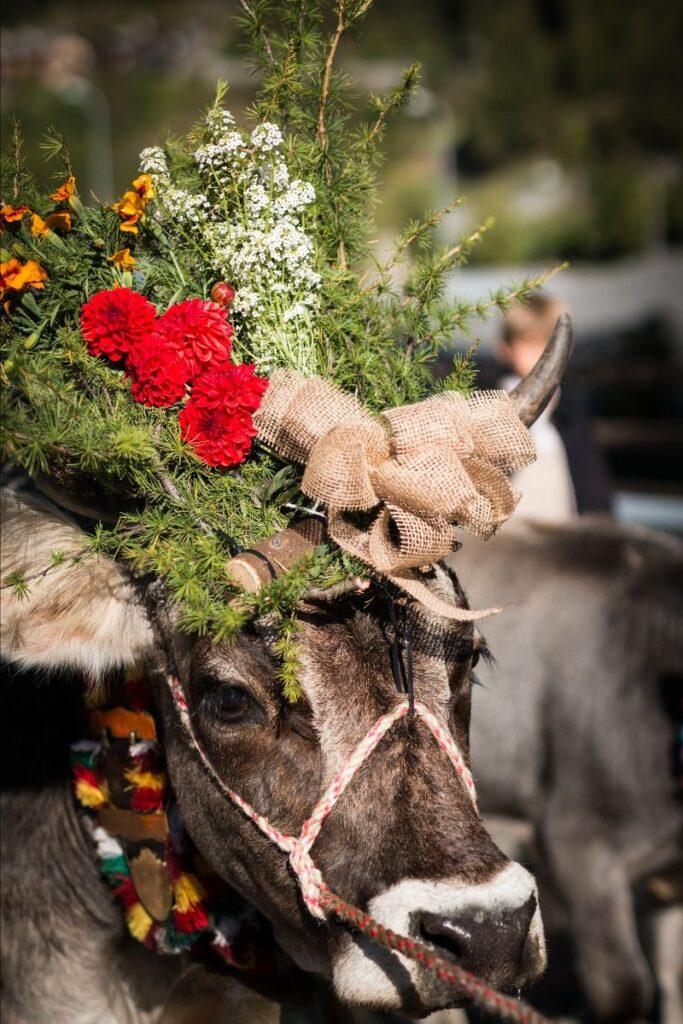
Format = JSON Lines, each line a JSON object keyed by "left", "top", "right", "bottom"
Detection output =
{"left": 317, "top": 0, "right": 347, "bottom": 149}
{"left": 239, "top": 0, "right": 275, "bottom": 65}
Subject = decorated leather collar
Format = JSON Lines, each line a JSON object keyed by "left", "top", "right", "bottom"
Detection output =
{"left": 71, "top": 669, "right": 276, "bottom": 972}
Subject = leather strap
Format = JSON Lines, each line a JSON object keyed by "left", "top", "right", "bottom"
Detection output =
{"left": 98, "top": 806, "right": 169, "bottom": 843}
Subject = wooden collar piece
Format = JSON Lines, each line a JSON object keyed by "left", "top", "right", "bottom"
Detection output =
{"left": 128, "top": 848, "right": 173, "bottom": 922}
{"left": 89, "top": 707, "right": 157, "bottom": 741}
{"left": 227, "top": 517, "right": 326, "bottom": 592}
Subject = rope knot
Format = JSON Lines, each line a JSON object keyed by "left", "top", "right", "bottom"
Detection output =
{"left": 289, "top": 840, "right": 327, "bottom": 920}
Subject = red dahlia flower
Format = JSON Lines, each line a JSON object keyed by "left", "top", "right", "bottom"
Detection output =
{"left": 178, "top": 362, "right": 268, "bottom": 467}
{"left": 127, "top": 333, "right": 190, "bottom": 407}
{"left": 159, "top": 298, "right": 233, "bottom": 377}
{"left": 190, "top": 362, "right": 268, "bottom": 413}
{"left": 80, "top": 287, "right": 157, "bottom": 362}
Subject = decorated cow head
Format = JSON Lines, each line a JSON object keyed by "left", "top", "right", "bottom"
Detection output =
{"left": 0, "top": 318, "right": 571, "bottom": 1017}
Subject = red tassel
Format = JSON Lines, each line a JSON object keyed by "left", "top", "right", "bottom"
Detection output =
{"left": 73, "top": 764, "right": 100, "bottom": 788}
{"left": 131, "top": 787, "right": 165, "bottom": 813}
{"left": 132, "top": 749, "right": 163, "bottom": 773}
{"left": 113, "top": 877, "right": 138, "bottom": 910}
{"left": 173, "top": 905, "right": 209, "bottom": 933}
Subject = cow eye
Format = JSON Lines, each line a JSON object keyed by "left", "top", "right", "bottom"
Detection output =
{"left": 196, "top": 676, "right": 264, "bottom": 726}
{"left": 216, "top": 685, "right": 251, "bottom": 722}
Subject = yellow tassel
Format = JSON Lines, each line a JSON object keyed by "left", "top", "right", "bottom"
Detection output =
{"left": 126, "top": 901, "right": 153, "bottom": 941}
{"left": 75, "top": 778, "right": 108, "bottom": 809}
{"left": 124, "top": 768, "right": 164, "bottom": 791}
{"left": 173, "top": 872, "right": 206, "bottom": 913}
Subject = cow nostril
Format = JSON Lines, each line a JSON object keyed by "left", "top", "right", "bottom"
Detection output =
{"left": 415, "top": 895, "right": 539, "bottom": 990}
{"left": 418, "top": 912, "right": 473, "bottom": 962}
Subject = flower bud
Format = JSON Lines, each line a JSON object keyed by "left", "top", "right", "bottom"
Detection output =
{"left": 210, "top": 281, "right": 236, "bottom": 307}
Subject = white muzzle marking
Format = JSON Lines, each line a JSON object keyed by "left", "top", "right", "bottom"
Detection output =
{"left": 332, "top": 860, "right": 545, "bottom": 1009}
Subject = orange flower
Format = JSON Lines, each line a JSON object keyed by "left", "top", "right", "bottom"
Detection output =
{"left": 31, "top": 210, "right": 72, "bottom": 236}
{"left": 1, "top": 257, "right": 48, "bottom": 312}
{"left": 45, "top": 210, "right": 72, "bottom": 233}
{"left": 1, "top": 203, "right": 30, "bottom": 229}
{"left": 30, "top": 213, "right": 49, "bottom": 237}
{"left": 132, "top": 174, "right": 155, "bottom": 202}
{"left": 113, "top": 189, "right": 146, "bottom": 235}
{"left": 50, "top": 176, "right": 76, "bottom": 203}
{"left": 107, "top": 247, "right": 136, "bottom": 270}
{"left": 113, "top": 174, "right": 155, "bottom": 235}
{"left": 1, "top": 258, "right": 48, "bottom": 292}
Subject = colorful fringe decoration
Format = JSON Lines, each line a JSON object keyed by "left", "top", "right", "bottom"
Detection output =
{"left": 90, "top": 826, "right": 156, "bottom": 949}
{"left": 125, "top": 739, "right": 166, "bottom": 813}
{"left": 71, "top": 740, "right": 109, "bottom": 809}
{"left": 86, "top": 819, "right": 211, "bottom": 954}
{"left": 72, "top": 733, "right": 213, "bottom": 955}
{"left": 70, "top": 669, "right": 277, "bottom": 972}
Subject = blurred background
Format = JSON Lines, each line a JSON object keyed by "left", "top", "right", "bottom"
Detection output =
{"left": 2, "top": 0, "right": 682, "bottom": 533}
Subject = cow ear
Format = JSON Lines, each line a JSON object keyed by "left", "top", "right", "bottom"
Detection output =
{"left": 1, "top": 491, "right": 154, "bottom": 678}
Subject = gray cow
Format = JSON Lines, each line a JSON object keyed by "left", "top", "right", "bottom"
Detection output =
{"left": 0, "top": 491, "right": 546, "bottom": 1024}
{"left": 0, "top": 317, "right": 575, "bottom": 1024}
{"left": 452, "top": 519, "right": 683, "bottom": 1021}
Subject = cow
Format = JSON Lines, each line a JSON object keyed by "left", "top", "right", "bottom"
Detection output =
{"left": 453, "top": 518, "right": 683, "bottom": 1022}
{"left": 0, "top": 320, "right": 572, "bottom": 1024}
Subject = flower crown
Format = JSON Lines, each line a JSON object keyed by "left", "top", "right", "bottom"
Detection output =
{"left": 2, "top": 72, "right": 560, "bottom": 695}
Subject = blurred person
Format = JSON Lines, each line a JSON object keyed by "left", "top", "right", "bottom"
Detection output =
{"left": 498, "top": 293, "right": 612, "bottom": 523}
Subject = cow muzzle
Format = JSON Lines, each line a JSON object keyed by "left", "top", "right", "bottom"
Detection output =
{"left": 331, "top": 860, "right": 546, "bottom": 1016}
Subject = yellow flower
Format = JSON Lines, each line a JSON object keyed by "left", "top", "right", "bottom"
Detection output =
{"left": 113, "top": 191, "right": 143, "bottom": 218}
{"left": 1, "top": 257, "right": 48, "bottom": 293}
{"left": 132, "top": 174, "right": 155, "bottom": 202}
{"left": 107, "top": 247, "right": 137, "bottom": 270}
{"left": 46, "top": 210, "right": 72, "bottom": 233}
{"left": 113, "top": 189, "right": 146, "bottom": 235}
{"left": 50, "top": 175, "right": 76, "bottom": 203}
{"left": 1, "top": 203, "right": 30, "bottom": 229}
{"left": 30, "top": 213, "right": 49, "bottom": 237}
{"left": 1, "top": 257, "right": 48, "bottom": 312}
{"left": 113, "top": 173, "right": 155, "bottom": 235}
{"left": 32, "top": 211, "right": 72, "bottom": 237}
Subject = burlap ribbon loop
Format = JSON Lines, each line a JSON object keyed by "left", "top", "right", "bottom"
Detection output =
{"left": 302, "top": 423, "right": 390, "bottom": 510}
{"left": 255, "top": 370, "right": 536, "bottom": 620}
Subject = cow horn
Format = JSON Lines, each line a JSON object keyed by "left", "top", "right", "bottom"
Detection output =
{"left": 509, "top": 313, "right": 574, "bottom": 427}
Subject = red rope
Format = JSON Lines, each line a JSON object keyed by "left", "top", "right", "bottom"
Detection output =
{"left": 318, "top": 885, "right": 550, "bottom": 1024}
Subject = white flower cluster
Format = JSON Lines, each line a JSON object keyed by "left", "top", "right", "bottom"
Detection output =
{"left": 250, "top": 122, "right": 283, "bottom": 153}
{"left": 138, "top": 111, "right": 321, "bottom": 373}
{"left": 138, "top": 146, "right": 169, "bottom": 180}
{"left": 205, "top": 107, "right": 236, "bottom": 140}
{"left": 139, "top": 146, "right": 211, "bottom": 227}
{"left": 194, "top": 133, "right": 246, "bottom": 186}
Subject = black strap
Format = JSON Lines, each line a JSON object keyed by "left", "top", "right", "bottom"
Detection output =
{"left": 387, "top": 597, "right": 415, "bottom": 715}
{"left": 241, "top": 547, "right": 279, "bottom": 581}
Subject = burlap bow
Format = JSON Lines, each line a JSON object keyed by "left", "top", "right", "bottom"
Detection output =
{"left": 255, "top": 371, "right": 536, "bottom": 619}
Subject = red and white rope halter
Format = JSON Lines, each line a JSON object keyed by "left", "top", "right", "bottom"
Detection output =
{"left": 167, "top": 675, "right": 476, "bottom": 919}
{"left": 166, "top": 674, "right": 549, "bottom": 1024}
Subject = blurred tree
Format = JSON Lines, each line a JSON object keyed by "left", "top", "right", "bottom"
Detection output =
{"left": 2, "top": 0, "right": 681, "bottom": 259}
